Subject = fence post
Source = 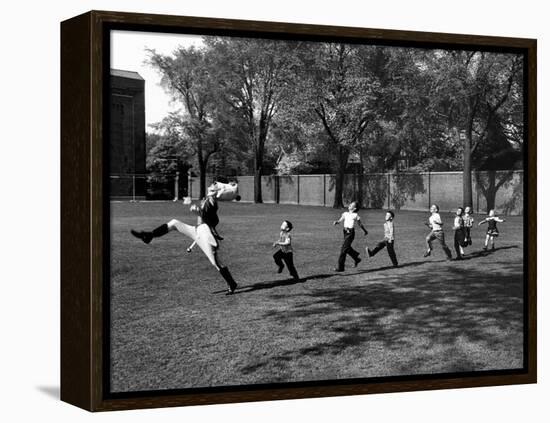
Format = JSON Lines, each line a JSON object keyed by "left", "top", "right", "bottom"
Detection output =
{"left": 427, "top": 172, "right": 431, "bottom": 209}
{"left": 275, "top": 175, "right": 279, "bottom": 204}
{"left": 323, "top": 174, "right": 326, "bottom": 207}
{"left": 387, "top": 173, "right": 391, "bottom": 209}
{"left": 475, "top": 171, "right": 480, "bottom": 213}
{"left": 173, "top": 172, "right": 179, "bottom": 202}
{"left": 132, "top": 174, "right": 136, "bottom": 202}
{"left": 296, "top": 175, "right": 300, "bottom": 204}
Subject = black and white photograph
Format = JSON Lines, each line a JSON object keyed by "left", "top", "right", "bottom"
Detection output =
{"left": 108, "top": 27, "right": 528, "bottom": 394}
{"left": 4, "top": 0, "right": 549, "bottom": 421}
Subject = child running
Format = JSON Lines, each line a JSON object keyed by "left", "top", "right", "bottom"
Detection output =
{"left": 463, "top": 206, "right": 474, "bottom": 246}
{"left": 366, "top": 210, "right": 398, "bottom": 267}
{"left": 272, "top": 220, "right": 300, "bottom": 281}
{"left": 478, "top": 209, "right": 506, "bottom": 250}
{"left": 333, "top": 201, "right": 368, "bottom": 272}
{"left": 452, "top": 207, "right": 466, "bottom": 260}
{"left": 424, "top": 204, "right": 453, "bottom": 260}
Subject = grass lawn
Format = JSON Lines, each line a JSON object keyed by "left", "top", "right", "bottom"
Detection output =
{"left": 110, "top": 201, "right": 525, "bottom": 392}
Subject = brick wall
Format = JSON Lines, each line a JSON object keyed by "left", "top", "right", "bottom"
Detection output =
{"left": 110, "top": 72, "right": 146, "bottom": 199}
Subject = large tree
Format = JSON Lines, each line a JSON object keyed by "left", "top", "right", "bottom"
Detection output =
{"left": 147, "top": 46, "right": 222, "bottom": 198}
{"left": 295, "top": 43, "right": 380, "bottom": 208}
{"left": 428, "top": 50, "right": 523, "bottom": 207}
{"left": 473, "top": 112, "right": 523, "bottom": 212}
{"left": 205, "top": 37, "right": 300, "bottom": 203}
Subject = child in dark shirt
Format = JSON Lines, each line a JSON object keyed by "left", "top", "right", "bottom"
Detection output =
{"left": 272, "top": 220, "right": 300, "bottom": 281}
{"left": 478, "top": 209, "right": 506, "bottom": 251}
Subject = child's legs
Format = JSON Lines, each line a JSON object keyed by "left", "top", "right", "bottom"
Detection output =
{"left": 338, "top": 231, "right": 355, "bottom": 268}
{"left": 454, "top": 232, "right": 462, "bottom": 257}
{"left": 484, "top": 234, "right": 490, "bottom": 247}
{"left": 282, "top": 252, "right": 299, "bottom": 278}
{"left": 436, "top": 232, "right": 453, "bottom": 259}
{"left": 490, "top": 235, "right": 495, "bottom": 247}
{"left": 426, "top": 232, "right": 435, "bottom": 251}
{"left": 273, "top": 250, "right": 285, "bottom": 268}
{"left": 346, "top": 245, "right": 360, "bottom": 260}
{"left": 386, "top": 241, "right": 398, "bottom": 266}
{"left": 370, "top": 240, "right": 386, "bottom": 257}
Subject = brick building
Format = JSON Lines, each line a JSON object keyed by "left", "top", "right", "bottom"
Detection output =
{"left": 110, "top": 69, "right": 146, "bottom": 200}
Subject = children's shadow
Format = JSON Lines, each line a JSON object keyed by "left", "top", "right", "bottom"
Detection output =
{"left": 493, "top": 245, "right": 519, "bottom": 252}
{"left": 350, "top": 260, "right": 428, "bottom": 275}
{"left": 215, "top": 261, "right": 429, "bottom": 294}
{"left": 212, "top": 255, "right": 481, "bottom": 295}
{"left": 232, "top": 273, "right": 334, "bottom": 294}
{"left": 461, "top": 250, "right": 491, "bottom": 260}
{"left": 461, "top": 245, "right": 519, "bottom": 261}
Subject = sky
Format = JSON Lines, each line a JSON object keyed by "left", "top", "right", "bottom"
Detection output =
{"left": 111, "top": 30, "right": 205, "bottom": 130}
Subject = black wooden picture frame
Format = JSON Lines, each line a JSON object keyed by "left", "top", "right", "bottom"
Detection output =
{"left": 61, "top": 10, "right": 536, "bottom": 412}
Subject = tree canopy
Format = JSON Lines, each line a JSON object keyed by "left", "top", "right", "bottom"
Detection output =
{"left": 145, "top": 37, "right": 524, "bottom": 207}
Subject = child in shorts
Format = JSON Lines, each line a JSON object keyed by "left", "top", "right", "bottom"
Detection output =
{"left": 478, "top": 209, "right": 506, "bottom": 251}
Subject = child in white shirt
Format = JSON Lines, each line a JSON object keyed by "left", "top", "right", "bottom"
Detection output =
{"left": 333, "top": 201, "right": 368, "bottom": 271}
{"left": 366, "top": 210, "right": 398, "bottom": 267}
{"left": 424, "top": 204, "right": 453, "bottom": 260}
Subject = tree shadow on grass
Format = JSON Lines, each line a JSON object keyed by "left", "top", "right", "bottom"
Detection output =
{"left": 241, "top": 261, "right": 524, "bottom": 377}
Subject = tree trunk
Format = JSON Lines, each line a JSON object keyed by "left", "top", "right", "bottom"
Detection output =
{"left": 253, "top": 119, "right": 270, "bottom": 204}
{"left": 253, "top": 145, "right": 263, "bottom": 203}
{"left": 333, "top": 166, "right": 345, "bottom": 208}
{"left": 485, "top": 170, "right": 497, "bottom": 212}
{"left": 476, "top": 170, "right": 515, "bottom": 214}
{"left": 254, "top": 165, "right": 263, "bottom": 203}
{"left": 357, "top": 147, "right": 364, "bottom": 207}
{"left": 463, "top": 130, "right": 473, "bottom": 209}
{"left": 199, "top": 160, "right": 207, "bottom": 199}
{"left": 332, "top": 147, "right": 349, "bottom": 208}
